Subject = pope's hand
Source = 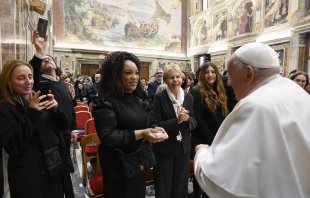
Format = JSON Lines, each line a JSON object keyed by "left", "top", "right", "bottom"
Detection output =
{"left": 195, "top": 144, "right": 209, "bottom": 153}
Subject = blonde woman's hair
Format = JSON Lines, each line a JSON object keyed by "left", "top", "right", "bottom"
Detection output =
{"left": 0, "top": 60, "right": 34, "bottom": 105}
{"left": 163, "top": 64, "right": 182, "bottom": 82}
{"left": 193, "top": 61, "right": 228, "bottom": 116}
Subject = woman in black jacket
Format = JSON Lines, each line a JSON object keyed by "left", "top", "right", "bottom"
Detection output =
{"left": 93, "top": 51, "right": 168, "bottom": 198}
{"left": 0, "top": 60, "right": 74, "bottom": 198}
{"left": 190, "top": 61, "right": 228, "bottom": 198}
{"left": 152, "top": 64, "right": 197, "bottom": 198}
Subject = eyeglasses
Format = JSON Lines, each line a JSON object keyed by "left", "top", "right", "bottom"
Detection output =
{"left": 43, "top": 56, "right": 54, "bottom": 63}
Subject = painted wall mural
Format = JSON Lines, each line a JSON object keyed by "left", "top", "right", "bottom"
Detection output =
{"left": 264, "top": 0, "right": 289, "bottom": 27}
{"left": 212, "top": 0, "right": 225, "bottom": 7}
{"left": 299, "top": 0, "right": 310, "bottom": 17}
{"left": 234, "top": 1, "right": 253, "bottom": 35}
{"left": 305, "top": 0, "right": 310, "bottom": 16}
{"left": 64, "top": 0, "right": 182, "bottom": 52}
{"left": 212, "top": 10, "right": 227, "bottom": 41}
{"left": 194, "top": 18, "right": 208, "bottom": 45}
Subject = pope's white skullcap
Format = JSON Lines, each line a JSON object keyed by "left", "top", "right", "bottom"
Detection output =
{"left": 235, "top": 42, "right": 280, "bottom": 68}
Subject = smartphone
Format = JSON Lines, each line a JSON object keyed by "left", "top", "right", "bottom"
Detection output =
{"left": 37, "top": 18, "right": 48, "bottom": 38}
{"left": 39, "top": 81, "right": 50, "bottom": 102}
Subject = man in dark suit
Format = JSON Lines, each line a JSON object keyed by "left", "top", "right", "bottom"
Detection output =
{"left": 88, "top": 73, "right": 101, "bottom": 103}
{"left": 147, "top": 68, "right": 163, "bottom": 99}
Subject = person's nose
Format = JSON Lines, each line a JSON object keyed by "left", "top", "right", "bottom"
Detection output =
{"left": 25, "top": 77, "right": 32, "bottom": 85}
{"left": 132, "top": 73, "right": 139, "bottom": 79}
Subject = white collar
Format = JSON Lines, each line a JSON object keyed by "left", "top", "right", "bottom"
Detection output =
{"left": 41, "top": 74, "right": 59, "bottom": 82}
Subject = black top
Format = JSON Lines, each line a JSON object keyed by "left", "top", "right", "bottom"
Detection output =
{"left": 0, "top": 100, "right": 74, "bottom": 198}
{"left": 190, "top": 89, "right": 226, "bottom": 145}
{"left": 93, "top": 93, "right": 147, "bottom": 152}
{"left": 93, "top": 93, "right": 149, "bottom": 173}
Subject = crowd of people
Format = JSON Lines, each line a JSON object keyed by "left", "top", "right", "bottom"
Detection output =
{"left": 0, "top": 30, "right": 310, "bottom": 198}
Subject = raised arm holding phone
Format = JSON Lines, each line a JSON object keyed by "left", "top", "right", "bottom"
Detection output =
{"left": 30, "top": 27, "right": 78, "bottom": 160}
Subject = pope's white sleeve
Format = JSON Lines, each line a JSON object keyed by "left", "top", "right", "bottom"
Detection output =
{"left": 194, "top": 148, "right": 243, "bottom": 198}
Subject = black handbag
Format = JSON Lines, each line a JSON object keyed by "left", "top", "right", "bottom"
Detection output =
{"left": 114, "top": 139, "right": 156, "bottom": 178}
{"left": 114, "top": 97, "right": 156, "bottom": 178}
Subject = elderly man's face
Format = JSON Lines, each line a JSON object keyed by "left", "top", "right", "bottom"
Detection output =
{"left": 227, "top": 58, "right": 249, "bottom": 101}
{"left": 155, "top": 69, "right": 163, "bottom": 82}
{"left": 95, "top": 74, "right": 101, "bottom": 83}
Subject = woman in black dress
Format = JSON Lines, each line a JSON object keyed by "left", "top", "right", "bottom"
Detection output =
{"left": 93, "top": 51, "right": 168, "bottom": 198}
{"left": 0, "top": 60, "right": 74, "bottom": 198}
{"left": 190, "top": 61, "right": 228, "bottom": 198}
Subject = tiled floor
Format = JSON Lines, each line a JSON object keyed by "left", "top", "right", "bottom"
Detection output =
{"left": 72, "top": 145, "right": 193, "bottom": 198}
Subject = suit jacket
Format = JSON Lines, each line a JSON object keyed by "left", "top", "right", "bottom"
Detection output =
{"left": 152, "top": 89, "right": 197, "bottom": 156}
{"left": 147, "top": 80, "right": 161, "bottom": 99}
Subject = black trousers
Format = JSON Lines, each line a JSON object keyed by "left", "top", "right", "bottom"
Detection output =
{"left": 102, "top": 168, "right": 147, "bottom": 198}
{"left": 0, "top": 150, "right": 3, "bottom": 198}
{"left": 154, "top": 146, "right": 190, "bottom": 198}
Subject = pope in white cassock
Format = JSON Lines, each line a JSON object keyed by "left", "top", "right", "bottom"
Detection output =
{"left": 194, "top": 42, "right": 310, "bottom": 198}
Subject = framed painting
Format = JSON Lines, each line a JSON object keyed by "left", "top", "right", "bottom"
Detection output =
{"left": 274, "top": 48, "right": 285, "bottom": 67}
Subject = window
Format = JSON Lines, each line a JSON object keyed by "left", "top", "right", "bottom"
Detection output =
{"left": 203, "top": 0, "right": 208, "bottom": 10}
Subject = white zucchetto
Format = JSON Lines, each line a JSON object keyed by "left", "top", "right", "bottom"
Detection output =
{"left": 235, "top": 42, "right": 280, "bottom": 68}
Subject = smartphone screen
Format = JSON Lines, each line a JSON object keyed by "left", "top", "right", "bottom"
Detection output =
{"left": 39, "top": 81, "right": 50, "bottom": 102}
{"left": 37, "top": 18, "right": 48, "bottom": 38}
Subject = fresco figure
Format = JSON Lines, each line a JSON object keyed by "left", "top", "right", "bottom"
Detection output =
{"left": 305, "top": 0, "right": 310, "bottom": 16}
{"left": 195, "top": 19, "right": 207, "bottom": 45}
{"left": 212, "top": 13, "right": 227, "bottom": 41}
{"left": 265, "top": 0, "right": 288, "bottom": 27}
{"left": 236, "top": 2, "right": 253, "bottom": 35}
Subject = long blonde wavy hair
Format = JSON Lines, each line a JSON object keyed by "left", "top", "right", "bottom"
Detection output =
{"left": 0, "top": 60, "right": 34, "bottom": 105}
{"left": 194, "top": 62, "right": 228, "bottom": 116}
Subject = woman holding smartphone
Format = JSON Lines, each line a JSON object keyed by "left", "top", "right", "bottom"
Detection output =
{"left": 0, "top": 60, "right": 74, "bottom": 198}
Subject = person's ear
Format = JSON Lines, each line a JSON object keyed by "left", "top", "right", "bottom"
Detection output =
{"left": 246, "top": 66, "right": 255, "bottom": 81}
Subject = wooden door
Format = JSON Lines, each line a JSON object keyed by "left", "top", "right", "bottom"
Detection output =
{"left": 140, "top": 62, "right": 149, "bottom": 80}
{"left": 81, "top": 64, "right": 99, "bottom": 77}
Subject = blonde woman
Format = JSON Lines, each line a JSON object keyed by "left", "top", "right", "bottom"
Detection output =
{"left": 0, "top": 60, "right": 74, "bottom": 198}
{"left": 152, "top": 64, "right": 197, "bottom": 198}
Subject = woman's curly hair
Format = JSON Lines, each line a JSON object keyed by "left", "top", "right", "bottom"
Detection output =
{"left": 193, "top": 61, "right": 228, "bottom": 116}
{"left": 100, "top": 51, "right": 145, "bottom": 98}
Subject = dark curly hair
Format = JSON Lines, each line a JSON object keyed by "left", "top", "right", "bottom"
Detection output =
{"left": 100, "top": 51, "right": 145, "bottom": 98}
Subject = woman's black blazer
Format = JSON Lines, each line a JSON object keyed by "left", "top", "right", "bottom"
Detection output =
{"left": 152, "top": 89, "right": 197, "bottom": 156}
